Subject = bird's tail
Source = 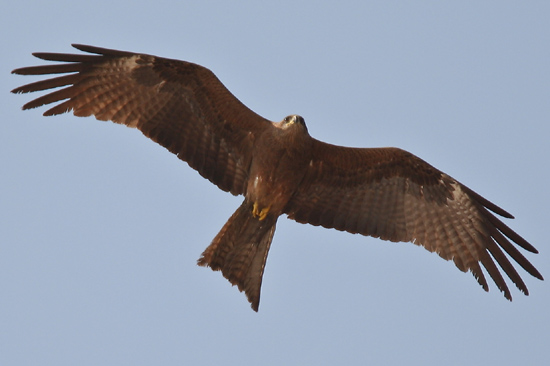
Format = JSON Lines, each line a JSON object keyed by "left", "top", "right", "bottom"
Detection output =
{"left": 197, "top": 200, "right": 277, "bottom": 311}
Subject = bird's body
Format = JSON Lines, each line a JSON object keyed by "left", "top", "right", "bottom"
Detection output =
{"left": 198, "top": 115, "right": 314, "bottom": 308}
{"left": 247, "top": 116, "right": 312, "bottom": 219}
{"left": 12, "top": 45, "right": 543, "bottom": 311}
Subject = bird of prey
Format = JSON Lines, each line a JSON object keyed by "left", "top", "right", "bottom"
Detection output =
{"left": 11, "top": 44, "right": 543, "bottom": 311}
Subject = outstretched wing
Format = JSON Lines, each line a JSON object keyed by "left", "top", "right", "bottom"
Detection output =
{"left": 285, "top": 140, "right": 543, "bottom": 299}
{"left": 12, "top": 44, "right": 273, "bottom": 195}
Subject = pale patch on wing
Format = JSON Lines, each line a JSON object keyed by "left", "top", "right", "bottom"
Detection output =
{"left": 403, "top": 177, "right": 486, "bottom": 272}
{"left": 119, "top": 55, "right": 140, "bottom": 70}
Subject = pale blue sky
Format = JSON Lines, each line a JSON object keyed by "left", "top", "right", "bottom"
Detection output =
{"left": 2, "top": 1, "right": 549, "bottom": 365}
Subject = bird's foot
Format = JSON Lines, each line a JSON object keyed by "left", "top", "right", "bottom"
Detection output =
{"left": 252, "top": 202, "right": 270, "bottom": 221}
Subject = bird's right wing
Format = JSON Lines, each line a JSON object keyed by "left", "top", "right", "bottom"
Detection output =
{"left": 12, "top": 44, "right": 274, "bottom": 195}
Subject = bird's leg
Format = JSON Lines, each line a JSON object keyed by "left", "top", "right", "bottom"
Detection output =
{"left": 252, "top": 202, "right": 271, "bottom": 221}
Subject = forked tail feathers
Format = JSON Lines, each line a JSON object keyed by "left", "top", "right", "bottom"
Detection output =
{"left": 197, "top": 201, "right": 277, "bottom": 311}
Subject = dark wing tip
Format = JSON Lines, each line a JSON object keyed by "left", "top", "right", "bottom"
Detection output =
{"left": 10, "top": 84, "right": 24, "bottom": 93}
{"left": 529, "top": 266, "right": 544, "bottom": 281}
{"left": 11, "top": 66, "right": 37, "bottom": 76}
{"left": 71, "top": 43, "right": 137, "bottom": 57}
{"left": 12, "top": 44, "right": 138, "bottom": 77}
{"left": 463, "top": 186, "right": 514, "bottom": 219}
{"left": 71, "top": 44, "right": 105, "bottom": 53}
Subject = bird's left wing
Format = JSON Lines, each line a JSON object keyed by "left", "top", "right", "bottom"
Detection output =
{"left": 284, "top": 139, "right": 542, "bottom": 299}
{"left": 12, "top": 44, "right": 274, "bottom": 195}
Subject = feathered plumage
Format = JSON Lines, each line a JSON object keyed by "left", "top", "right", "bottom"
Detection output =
{"left": 12, "top": 44, "right": 543, "bottom": 311}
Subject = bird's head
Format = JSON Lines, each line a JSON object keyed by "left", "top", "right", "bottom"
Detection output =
{"left": 278, "top": 114, "right": 308, "bottom": 133}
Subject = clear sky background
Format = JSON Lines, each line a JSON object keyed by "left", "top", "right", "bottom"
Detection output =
{"left": 2, "top": 1, "right": 549, "bottom": 365}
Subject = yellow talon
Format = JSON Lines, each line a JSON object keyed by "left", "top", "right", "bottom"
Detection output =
{"left": 253, "top": 202, "right": 270, "bottom": 221}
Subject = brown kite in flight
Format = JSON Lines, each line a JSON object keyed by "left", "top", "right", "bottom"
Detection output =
{"left": 12, "top": 45, "right": 543, "bottom": 311}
